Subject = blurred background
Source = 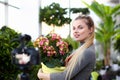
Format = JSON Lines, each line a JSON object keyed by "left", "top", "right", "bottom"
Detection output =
{"left": 0, "top": 0, "right": 120, "bottom": 80}
{"left": 1, "top": 0, "right": 117, "bottom": 39}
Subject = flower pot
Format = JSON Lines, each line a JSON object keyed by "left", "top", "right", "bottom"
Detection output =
{"left": 41, "top": 63, "right": 65, "bottom": 73}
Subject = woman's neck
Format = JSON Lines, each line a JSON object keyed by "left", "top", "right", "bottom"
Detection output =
{"left": 80, "top": 42, "right": 84, "bottom": 46}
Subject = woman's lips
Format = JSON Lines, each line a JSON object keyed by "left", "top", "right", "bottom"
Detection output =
{"left": 74, "top": 34, "right": 80, "bottom": 38}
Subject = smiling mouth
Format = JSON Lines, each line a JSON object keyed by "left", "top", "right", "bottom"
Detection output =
{"left": 74, "top": 34, "right": 80, "bottom": 38}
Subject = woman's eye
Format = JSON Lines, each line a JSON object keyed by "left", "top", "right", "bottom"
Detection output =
{"left": 78, "top": 26, "right": 83, "bottom": 29}
{"left": 73, "top": 27, "right": 75, "bottom": 30}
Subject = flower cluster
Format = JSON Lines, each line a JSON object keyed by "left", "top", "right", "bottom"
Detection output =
{"left": 34, "top": 33, "right": 72, "bottom": 67}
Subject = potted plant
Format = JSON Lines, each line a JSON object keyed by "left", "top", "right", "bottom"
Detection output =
{"left": 34, "top": 33, "right": 73, "bottom": 73}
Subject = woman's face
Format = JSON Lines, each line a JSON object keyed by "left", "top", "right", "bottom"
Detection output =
{"left": 72, "top": 19, "right": 93, "bottom": 42}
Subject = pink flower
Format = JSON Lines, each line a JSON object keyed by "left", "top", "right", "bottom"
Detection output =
{"left": 33, "top": 33, "right": 72, "bottom": 67}
{"left": 50, "top": 33, "right": 61, "bottom": 41}
{"left": 39, "top": 41, "right": 44, "bottom": 46}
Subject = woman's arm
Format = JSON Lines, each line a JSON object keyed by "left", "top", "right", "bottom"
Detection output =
{"left": 37, "top": 45, "right": 95, "bottom": 80}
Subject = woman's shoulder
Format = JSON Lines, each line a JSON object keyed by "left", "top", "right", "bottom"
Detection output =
{"left": 82, "top": 44, "right": 96, "bottom": 63}
{"left": 83, "top": 44, "right": 95, "bottom": 57}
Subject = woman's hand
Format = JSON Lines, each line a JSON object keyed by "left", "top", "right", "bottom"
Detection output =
{"left": 37, "top": 68, "right": 50, "bottom": 80}
{"left": 65, "top": 54, "right": 73, "bottom": 66}
{"left": 37, "top": 69, "right": 43, "bottom": 79}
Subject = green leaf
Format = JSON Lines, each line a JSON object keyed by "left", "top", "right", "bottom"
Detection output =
{"left": 110, "top": 4, "right": 120, "bottom": 15}
{"left": 66, "top": 35, "right": 79, "bottom": 49}
{"left": 40, "top": 2, "right": 71, "bottom": 27}
{"left": 114, "top": 11, "right": 120, "bottom": 17}
{"left": 104, "top": 5, "right": 111, "bottom": 15}
{"left": 83, "top": 1, "right": 104, "bottom": 19}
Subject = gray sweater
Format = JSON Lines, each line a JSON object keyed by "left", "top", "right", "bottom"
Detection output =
{"left": 50, "top": 44, "right": 96, "bottom": 80}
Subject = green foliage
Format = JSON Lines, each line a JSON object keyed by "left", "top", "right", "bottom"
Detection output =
{"left": 40, "top": 2, "right": 71, "bottom": 26}
{"left": 85, "top": 1, "right": 120, "bottom": 49}
{"left": 114, "top": 34, "right": 120, "bottom": 53}
{"left": 83, "top": 1, "right": 120, "bottom": 65}
{"left": 40, "top": 2, "right": 90, "bottom": 27}
{"left": 70, "top": 8, "right": 90, "bottom": 14}
{"left": 29, "top": 65, "right": 41, "bottom": 80}
{"left": 83, "top": 1, "right": 120, "bottom": 21}
{"left": 95, "top": 60, "right": 104, "bottom": 71}
{"left": 65, "top": 35, "right": 80, "bottom": 49}
{"left": 0, "top": 26, "right": 21, "bottom": 80}
{"left": 0, "top": 26, "right": 41, "bottom": 80}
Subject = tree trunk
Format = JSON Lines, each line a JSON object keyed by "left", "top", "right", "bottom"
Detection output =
{"left": 104, "top": 48, "right": 111, "bottom": 66}
{"left": 104, "top": 41, "right": 111, "bottom": 66}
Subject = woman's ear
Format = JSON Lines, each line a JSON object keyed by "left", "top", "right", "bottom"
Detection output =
{"left": 89, "top": 27, "right": 94, "bottom": 34}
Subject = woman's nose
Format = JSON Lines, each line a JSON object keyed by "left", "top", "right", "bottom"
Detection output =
{"left": 74, "top": 28, "right": 78, "bottom": 32}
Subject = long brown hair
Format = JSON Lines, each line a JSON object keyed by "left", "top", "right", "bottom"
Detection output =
{"left": 65, "top": 15, "right": 95, "bottom": 80}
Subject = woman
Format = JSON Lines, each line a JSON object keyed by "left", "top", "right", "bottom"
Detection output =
{"left": 37, "top": 15, "right": 96, "bottom": 80}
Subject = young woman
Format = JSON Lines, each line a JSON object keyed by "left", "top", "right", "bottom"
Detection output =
{"left": 37, "top": 15, "right": 96, "bottom": 80}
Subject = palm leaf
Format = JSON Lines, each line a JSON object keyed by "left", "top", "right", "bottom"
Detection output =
{"left": 114, "top": 28, "right": 120, "bottom": 35}
{"left": 104, "top": 16, "right": 114, "bottom": 32}
{"left": 110, "top": 4, "right": 120, "bottom": 15}
{"left": 104, "top": 5, "right": 111, "bottom": 15}
{"left": 95, "top": 27, "right": 105, "bottom": 42}
{"left": 95, "top": 31, "right": 104, "bottom": 42}
{"left": 114, "top": 11, "right": 120, "bottom": 17}
{"left": 82, "top": 1, "right": 104, "bottom": 19}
